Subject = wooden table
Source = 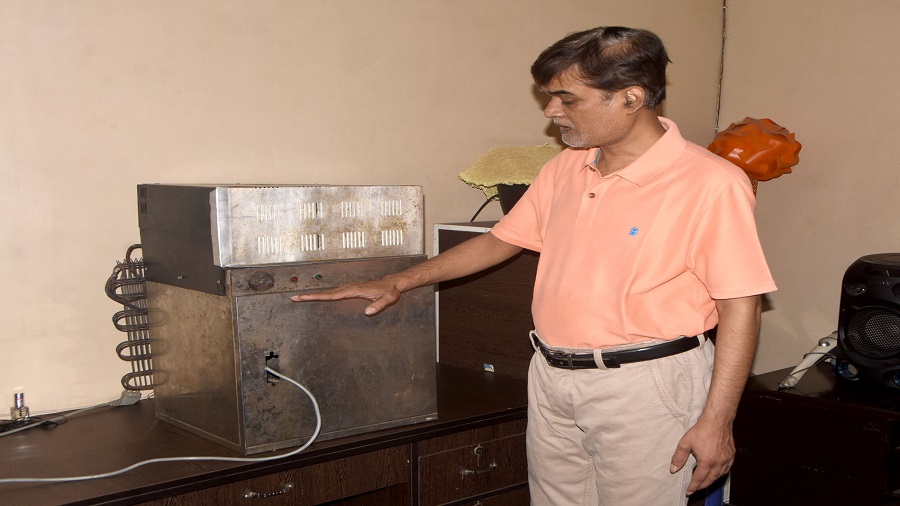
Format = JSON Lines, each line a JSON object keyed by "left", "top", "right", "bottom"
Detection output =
{"left": 0, "top": 364, "right": 528, "bottom": 506}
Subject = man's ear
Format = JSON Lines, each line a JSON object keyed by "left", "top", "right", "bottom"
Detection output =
{"left": 623, "top": 87, "right": 646, "bottom": 110}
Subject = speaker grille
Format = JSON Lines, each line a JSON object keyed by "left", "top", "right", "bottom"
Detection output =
{"left": 846, "top": 308, "right": 900, "bottom": 358}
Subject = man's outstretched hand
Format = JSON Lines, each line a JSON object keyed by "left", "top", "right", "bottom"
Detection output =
{"left": 289, "top": 278, "right": 403, "bottom": 316}
{"left": 290, "top": 232, "right": 522, "bottom": 316}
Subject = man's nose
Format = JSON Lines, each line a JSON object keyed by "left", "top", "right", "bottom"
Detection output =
{"left": 543, "top": 99, "right": 561, "bottom": 119}
{"left": 544, "top": 97, "right": 564, "bottom": 119}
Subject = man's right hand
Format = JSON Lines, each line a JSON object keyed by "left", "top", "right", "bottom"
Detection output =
{"left": 289, "top": 276, "right": 404, "bottom": 316}
{"left": 289, "top": 232, "right": 523, "bottom": 316}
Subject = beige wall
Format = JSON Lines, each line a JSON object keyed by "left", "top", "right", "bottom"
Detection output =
{"left": 720, "top": 0, "right": 900, "bottom": 373}
{"left": 0, "top": 0, "right": 724, "bottom": 412}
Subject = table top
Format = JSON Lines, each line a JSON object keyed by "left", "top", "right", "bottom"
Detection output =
{"left": 746, "top": 361, "right": 900, "bottom": 415}
{"left": 0, "top": 364, "right": 528, "bottom": 506}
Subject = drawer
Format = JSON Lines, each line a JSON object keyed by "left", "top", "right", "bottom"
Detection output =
{"left": 139, "top": 445, "right": 410, "bottom": 505}
{"left": 418, "top": 419, "right": 527, "bottom": 455}
{"left": 457, "top": 484, "right": 530, "bottom": 506}
{"left": 417, "top": 424, "right": 527, "bottom": 506}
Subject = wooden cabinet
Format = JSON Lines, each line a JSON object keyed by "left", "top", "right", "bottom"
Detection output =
{"left": 0, "top": 367, "right": 527, "bottom": 506}
{"left": 730, "top": 363, "right": 900, "bottom": 505}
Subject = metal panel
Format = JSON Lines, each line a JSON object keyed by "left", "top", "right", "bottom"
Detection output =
{"left": 146, "top": 281, "right": 242, "bottom": 446}
{"left": 212, "top": 185, "right": 424, "bottom": 266}
{"left": 138, "top": 185, "right": 226, "bottom": 295}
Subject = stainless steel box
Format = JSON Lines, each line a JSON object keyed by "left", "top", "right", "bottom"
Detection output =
{"left": 147, "top": 255, "right": 437, "bottom": 455}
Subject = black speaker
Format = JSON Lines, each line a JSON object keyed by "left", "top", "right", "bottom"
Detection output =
{"left": 836, "top": 253, "right": 900, "bottom": 389}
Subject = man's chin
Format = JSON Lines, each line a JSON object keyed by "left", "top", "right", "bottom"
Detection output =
{"left": 561, "top": 136, "right": 588, "bottom": 149}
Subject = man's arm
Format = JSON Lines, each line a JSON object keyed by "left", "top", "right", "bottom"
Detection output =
{"left": 669, "top": 294, "right": 762, "bottom": 495}
{"left": 289, "top": 232, "right": 523, "bottom": 315}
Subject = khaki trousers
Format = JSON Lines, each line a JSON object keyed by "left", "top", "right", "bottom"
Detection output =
{"left": 526, "top": 335, "right": 714, "bottom": 506}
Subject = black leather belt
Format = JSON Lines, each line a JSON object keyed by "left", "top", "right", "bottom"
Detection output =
{"left": 534, "top": 334, "right": 702, "bottom": 369}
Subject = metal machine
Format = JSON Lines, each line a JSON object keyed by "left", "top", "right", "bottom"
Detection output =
{"left": 138, "top": 184, "right": 437, "bottom": 454}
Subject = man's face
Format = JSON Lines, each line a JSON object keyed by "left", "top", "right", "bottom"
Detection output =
{"left": 540, "top": 69, "right": 631, "bottom": 149}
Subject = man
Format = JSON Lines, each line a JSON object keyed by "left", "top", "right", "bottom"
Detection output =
{"left": 292, "top": 26, "right": 775, "bottom": 505}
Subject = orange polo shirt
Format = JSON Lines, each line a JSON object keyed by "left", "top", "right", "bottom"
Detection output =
{"left": 491, "top": 117, "right": 777, "bottom": 348}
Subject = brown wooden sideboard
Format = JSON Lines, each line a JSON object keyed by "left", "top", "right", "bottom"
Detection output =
{"left": 0, "top": 364, "right": 528, "bottom": 506}
{"left": 730, "top": 362, "right": 900, "bottom": 505}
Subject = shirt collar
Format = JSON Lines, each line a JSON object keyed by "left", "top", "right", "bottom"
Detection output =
{"left": 581, "top": 117, "right": 687, "bottom": 185}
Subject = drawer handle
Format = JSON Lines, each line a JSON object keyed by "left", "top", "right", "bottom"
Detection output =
{"left": 460, "top": 461, "right": 498, "bottom": 476}
{"left": 460, "top": 444, "right": 498, "bottom": 477}
{"left": 243, "top": 482, "right": 295, "bottom": 500}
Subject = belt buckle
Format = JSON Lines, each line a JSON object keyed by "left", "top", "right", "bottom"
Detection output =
{"left": 546, "top": 349, "right": 577, "bottom": 369}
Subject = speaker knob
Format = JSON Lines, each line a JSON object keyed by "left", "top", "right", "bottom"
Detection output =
{"left": 835, "top": 361, "right": 858, "bottom": 379}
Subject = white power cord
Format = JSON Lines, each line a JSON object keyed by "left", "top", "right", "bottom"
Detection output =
{"left": 0, "top": 367, "right": 321, "bottom": 484}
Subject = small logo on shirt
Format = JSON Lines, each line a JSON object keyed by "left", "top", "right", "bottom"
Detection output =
{"left": 629, "top": 227, "right": 639, "bottom": 237}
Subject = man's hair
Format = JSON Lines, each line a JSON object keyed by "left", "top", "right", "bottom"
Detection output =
{"left": 531, "top": 26, "right": 670, "bottom": 108}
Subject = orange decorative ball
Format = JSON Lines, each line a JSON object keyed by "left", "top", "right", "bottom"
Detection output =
{"left": 708, "top": 117, "right": 801, "bottom": 182}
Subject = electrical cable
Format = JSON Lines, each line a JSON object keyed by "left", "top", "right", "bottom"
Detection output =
{"left": 469, "top": 197, "right": 495, "bottom": 222}
{"left": 782, "top": 351, "right": 833, "bottom": 378}
{"left": 0, "top": 392, "right": 144, "bottom": 438}
{"left": 2, "top": 406, "right": 104, "bottom": 438}
{"left": 0, "top": 419, "right": 49, "bottom": 437}
{"left": 778, "top": 356, "right": 837, "bottom": 394}
{"left": 713, "top": 0, "right": 727, "bottom": 135}
{"left": 0, "top": 367, "right": 321, "bottom": 484}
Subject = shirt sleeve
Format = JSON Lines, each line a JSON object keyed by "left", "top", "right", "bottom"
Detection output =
{"left": 490, "top": 150, "right": 570, "bottom": 252}
{"left": 688, "top": 178, "right": 778, "bottom": 299}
